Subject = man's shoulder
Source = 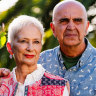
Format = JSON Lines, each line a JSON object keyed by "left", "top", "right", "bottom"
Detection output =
{"left": 87, "top": 41, "right": 96, "bottom": 54}
{"left": 40, "top": 46, "right": 59, "bottom": 56}
{"left": 1, "top": 72, "right": 14, "bottom": 86}
{"left": 38, "top": 46, "right": 60, "bottom": 64}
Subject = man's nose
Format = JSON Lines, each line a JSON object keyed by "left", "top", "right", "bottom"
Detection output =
{"left": 66, "top": 20, "right": 75, "bottom": 30}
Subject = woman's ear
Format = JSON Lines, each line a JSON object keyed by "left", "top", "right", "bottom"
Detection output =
{"left": 6, "top": 42, "right": 13, "bottom": 55}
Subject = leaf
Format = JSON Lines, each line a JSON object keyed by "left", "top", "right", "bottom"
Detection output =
{"left": 0, "top": 32, "right": 6, "bottom": 37}
{"left": 0, "top": 36, "right": 6, "bottom": 49}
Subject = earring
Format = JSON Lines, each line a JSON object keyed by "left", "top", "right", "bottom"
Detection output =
{"left": 9, "top": 54, "right": 13, "bottom": 59}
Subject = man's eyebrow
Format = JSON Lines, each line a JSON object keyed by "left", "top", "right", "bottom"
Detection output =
{"left": 59, "top": 18, "right": 69, "bottom": 22}
{"left": 73, "top": 18, "right": 83, "bottom": 21}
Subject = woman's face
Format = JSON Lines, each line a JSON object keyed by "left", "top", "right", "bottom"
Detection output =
{"left": 12, "top": 24, "right": 42, "bottom": 66}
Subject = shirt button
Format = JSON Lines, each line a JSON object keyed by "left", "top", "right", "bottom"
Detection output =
{"left": 63, "top": 67, "right": 66, "bottom": 70}
{"left": 69, "top": 69, "right": 72, "bottom": 71}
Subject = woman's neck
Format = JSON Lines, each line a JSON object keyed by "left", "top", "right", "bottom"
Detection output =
{"left": 15, "top": 64, "right": 37, "bottom": 84}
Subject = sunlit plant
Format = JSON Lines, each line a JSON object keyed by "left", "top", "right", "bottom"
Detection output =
{"left": 0, "top": 23, "right": 6, "bottom": 49}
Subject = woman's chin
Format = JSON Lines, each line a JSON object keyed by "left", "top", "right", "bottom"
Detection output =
{"left": 21, "top": 60, "right": 36, "bottom": 66}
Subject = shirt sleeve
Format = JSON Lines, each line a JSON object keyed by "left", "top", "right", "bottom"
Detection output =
{"left": 63, "top": 86, "right": 69, "bottom": 96}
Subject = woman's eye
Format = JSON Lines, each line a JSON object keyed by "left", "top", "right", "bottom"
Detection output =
{"left": 20, "top": 40, "right": 27, "bottom": 43}
{"left": 34, "top": 41, "right": 40, "bottom": 44}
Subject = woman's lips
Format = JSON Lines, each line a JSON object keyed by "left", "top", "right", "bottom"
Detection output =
{"left": 24, "top": 54, "right": 34, "bottom": 58}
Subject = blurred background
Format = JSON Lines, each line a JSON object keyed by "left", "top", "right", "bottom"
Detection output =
{"left": 0, "top": 0, "right": 96, "bottom": 70}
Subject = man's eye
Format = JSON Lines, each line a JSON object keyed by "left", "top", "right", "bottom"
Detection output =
{"left": 73, "top": 18, "right": 82, "bottom": 24}
{"left": 59, "top": 18, "right": 69, "bottom": 24}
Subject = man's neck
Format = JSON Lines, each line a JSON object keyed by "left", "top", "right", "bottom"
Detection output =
{"left": 60, "top": 42, "right": 86, "bottom": 57}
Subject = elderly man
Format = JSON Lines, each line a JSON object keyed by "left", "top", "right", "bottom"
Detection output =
{"left": 1, "top": 0, "right": 96, "bottom": 96}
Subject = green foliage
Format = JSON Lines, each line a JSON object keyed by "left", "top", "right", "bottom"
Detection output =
{"left": 0, "top": 35, "right": 6, "bottom": 48}
{"left": 42, "top": 28, "right": 59, "bottom": 50}
{"left": 0, "top": 27, "right": 6, "bottom": 49}
{"left": 87, "top": 31, "right": 96, "bottom": 48}
{"left": 0, "top": 45, "right": 16, "bottom": 70}
{"left": 81, "top": 0, "right": 96, "bottom": 10}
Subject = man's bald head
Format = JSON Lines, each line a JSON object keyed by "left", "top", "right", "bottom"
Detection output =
{"left": 52, "top": 0, "right": 87, "bottom": 21}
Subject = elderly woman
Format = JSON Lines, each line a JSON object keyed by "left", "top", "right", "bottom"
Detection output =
{"left": 0, "top": 15, "right": 70, "bottom": 96}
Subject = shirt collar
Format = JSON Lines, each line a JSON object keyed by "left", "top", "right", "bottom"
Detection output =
{"left": 57, "top": 47, "right": 64, "bottom": 64}
{"left": 57, "top": 38, "right": 93, "bottom": 69}
{"left": 12, "top": 64, "right": 45, "bottom": 86}
{"left": 79, "top": 38, "right": 94, "bottom": 66}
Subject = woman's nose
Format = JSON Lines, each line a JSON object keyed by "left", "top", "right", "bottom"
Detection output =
{"left": 26, "top": 43, "right": 34, "bottom": 51}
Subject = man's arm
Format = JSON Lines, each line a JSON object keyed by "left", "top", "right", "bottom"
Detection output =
{"left": 0, "top": 68, "right": 10, "bottom": 77}
{"left": 0, "top": 68, "right": 10, "bottom": 86}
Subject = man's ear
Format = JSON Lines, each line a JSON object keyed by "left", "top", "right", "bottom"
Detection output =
{"left": 50, "top": 22, "right": 57, "bottom": 37}
{"left": 6, "top": 42, "right": 13, "bottom": 55}
{"left": 85, "top": 21, "right": 90, "bottom": 35}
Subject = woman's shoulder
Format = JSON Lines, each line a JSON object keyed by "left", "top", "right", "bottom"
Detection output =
{"left": 41, "top": 71, "right": 68, "bottom": 87}
{"left": 44, "top": 71, "right": 67, "bottom": 80}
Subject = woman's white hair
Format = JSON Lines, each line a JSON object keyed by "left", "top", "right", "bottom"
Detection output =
{"left": 8, "top": 15, "right": 44, "bottom": 43}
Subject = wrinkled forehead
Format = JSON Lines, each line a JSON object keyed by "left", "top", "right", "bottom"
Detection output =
{"left": 53, "top": 1, "right": 87, "bottom": 20}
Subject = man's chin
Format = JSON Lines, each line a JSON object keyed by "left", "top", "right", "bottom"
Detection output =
{"left": 63, "top": 42, "right": 80, "bottom": 47}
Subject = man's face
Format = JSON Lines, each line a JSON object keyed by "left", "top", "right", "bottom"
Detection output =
{"left": 51, "top": 3, "right": 89, "bottom": 48}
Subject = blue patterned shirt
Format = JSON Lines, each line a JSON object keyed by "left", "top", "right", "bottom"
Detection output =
{"left": 38, "top": 38, "right": 96, "bottom": 96}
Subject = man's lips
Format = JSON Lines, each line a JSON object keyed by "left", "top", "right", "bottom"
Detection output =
{"left": 24, "top": 54, "right": 35, "bottom": 58}
{"left": 65, "top": 34, "right": 77, "bottom": 37}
